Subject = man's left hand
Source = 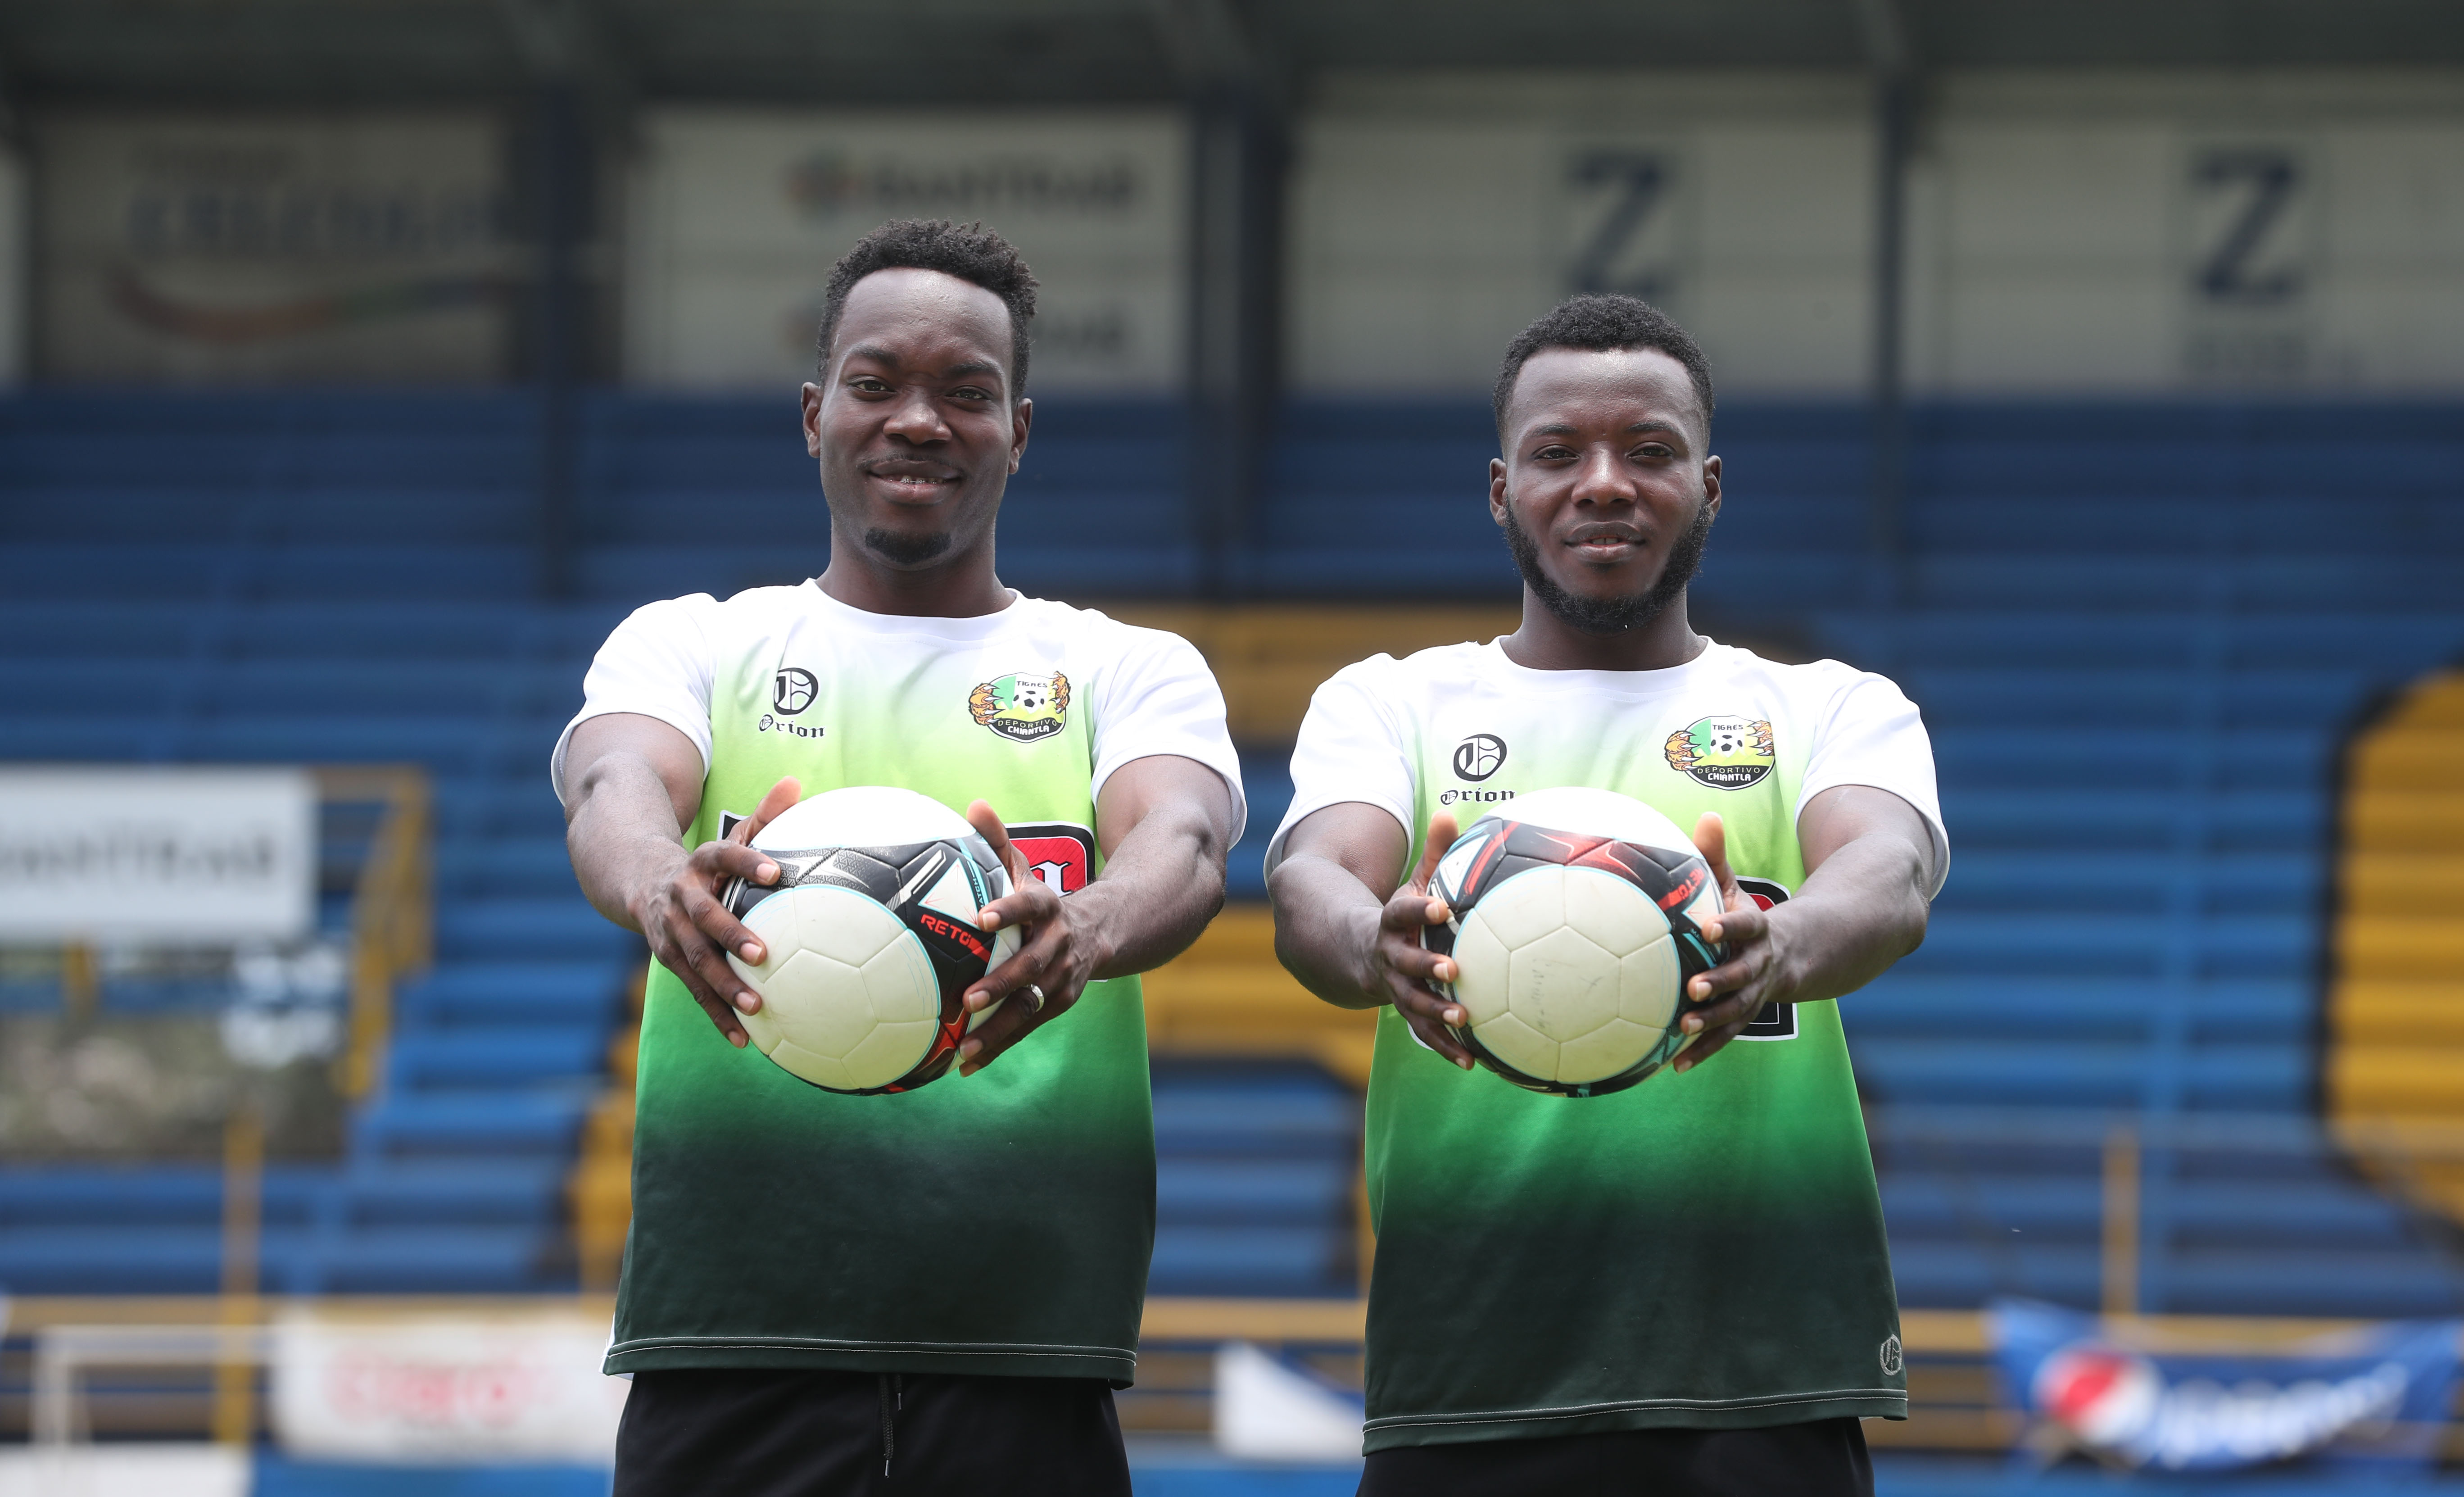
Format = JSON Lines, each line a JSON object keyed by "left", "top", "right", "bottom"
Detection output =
{"left": 1668, "top": 786, "right": 1938, "bottom": 1075}
{"left": 1671, "top": 811, "right": 1795, "bottom": 1073}
{"left": 955, "top": 799, "right": 1107, "bottom": 1076}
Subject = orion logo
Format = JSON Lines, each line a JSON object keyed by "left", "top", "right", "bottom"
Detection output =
{"left": 1453, "top": 734, "right": 1508, "bottom": 781}
{"left": 772, "top": 667, "right": 818, "bottom": 716}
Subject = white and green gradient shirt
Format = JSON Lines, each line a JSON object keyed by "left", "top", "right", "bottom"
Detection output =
{"left": 556, "top": 582, "right": 1243, "bottom": 1383}
{"left": 1267, "top": 638, "right": 1946, "bottom": 1451}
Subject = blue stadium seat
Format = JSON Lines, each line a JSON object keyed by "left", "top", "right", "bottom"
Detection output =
{"left": 388, "top": 1029, "right": 611, "bottom": 1089}
{"left": 308, "top": 1227, "right": 562, "bottom": 1293}
{"left": 352, "top": 1093, "right": 595, "bottom": 1158}
{"left": 395, "top": 962, "right": 629, "bottom": 1027}
{"left": 336, "top": 1161, "right": 572, "bottom": 1226}
{"left": 1150, "top": 1226, "right": 1349, "bottom": 1297}
{"left": 1152, "top": 1062, "right": 1359, "bottom": 1296}
{"left": 433, "top": 900, "right": 638, "bottom": 963}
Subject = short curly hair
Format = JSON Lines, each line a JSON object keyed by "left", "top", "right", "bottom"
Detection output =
{"left": 814, "top": 218, "right": 1039, "bottom": 395}
{"left": 1491, "top": 293, "right": 1715, "bottom": 439}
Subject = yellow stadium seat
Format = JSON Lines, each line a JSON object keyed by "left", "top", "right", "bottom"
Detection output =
{"left": 2328, "top": 672, "right": 2464, "bottom": 1220}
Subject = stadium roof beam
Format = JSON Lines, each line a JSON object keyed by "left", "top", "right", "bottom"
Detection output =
{"left": 1143, "top": 0, "right": 1277, "bottom": 104}
{"left": 1852, "top": 0, "right": 1911, "bottom": 77}
{"left": 496, "top": 0, "right": 637, "bottom": 137}
{"left": 1146, "top": 0, "right": 1287, "bottom": 599}
{"left": 0, "top": 34, "right": 22, "bottom": 145}
{"left": 0, "top": 0, "right": 2459, "bottom": 106}
{"left": 495, "top": 0, "right": 625, "bottom": 598}
{"left": 1853, "top": 0, "right": 1915, "bottom": 604}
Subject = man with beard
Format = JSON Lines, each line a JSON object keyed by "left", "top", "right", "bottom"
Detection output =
{"left": 557, "top": 219, "right": 1242, "bottom": 1495}
{"left": 1266, "top": 294, "right": 1946, "bottom": 1496}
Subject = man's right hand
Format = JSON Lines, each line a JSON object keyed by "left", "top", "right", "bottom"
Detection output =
{"left": 1353, "top": 812, "right": 1476, "bottom": 1069}
{"left": 626, "top": 776, "right": 801, "bottom": 1047}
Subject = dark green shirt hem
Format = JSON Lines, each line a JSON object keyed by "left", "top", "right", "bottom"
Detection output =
{"left": 604, "top": 1336, "right": 1137, "bottom": 1386}
{"left": 1360, "top": 1390, "right": 1908, "bottom": 1453}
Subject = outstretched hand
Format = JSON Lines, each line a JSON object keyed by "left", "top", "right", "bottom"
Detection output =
{"left": 1366, "top": 812, "right": 1476, "bottom": 1068}
{"left": 634, "top": 776, "right": 802, "bottom": 1047}
{"left": 953, "top": 800, "right": 1099, "bottom": 1076}
{"left": 1671, "top": 810, "right": 1789, "bottom": 1073}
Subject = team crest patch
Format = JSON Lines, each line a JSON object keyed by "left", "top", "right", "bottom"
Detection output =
{"left": 1665, "top": 716, "right": 1775, "bottom": 790}
{"left": 969, "top": 671, "right": 1071, "bottom": 743}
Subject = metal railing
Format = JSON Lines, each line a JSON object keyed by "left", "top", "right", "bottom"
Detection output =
{"left": 311, "top": 765, "right": 432, "bottom": 1101}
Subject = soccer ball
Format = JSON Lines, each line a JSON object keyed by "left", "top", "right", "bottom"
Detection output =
{"left": 720, "top": 786, "right": 1021, "bottom": 1093}
{"left": 1424, "top": 786, "right": 1727, "bottom": 1098}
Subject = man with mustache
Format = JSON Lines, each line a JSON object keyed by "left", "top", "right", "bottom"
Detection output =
{"left": 1267, "top": 294, "right": 1947, "bottom": 1495}
{"left": 557, "top": 219, "right": 1242, "bottom": 1495}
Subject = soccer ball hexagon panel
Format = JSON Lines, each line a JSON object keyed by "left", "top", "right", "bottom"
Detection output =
{"left": 721, "top": 786, "right": 1022, "bottom": 1095}
{"left": 1426, "top": 787, "right": 1726, "bottom": 1098}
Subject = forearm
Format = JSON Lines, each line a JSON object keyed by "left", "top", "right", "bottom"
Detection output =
{"left": 565, "top": 756, "right": 693, "bottom": 932}
{"left": 1266, "top": 855, "right": 1387, "bottom": 1010}
{"left": 1767, "top": 833, "right": 1930, "bottom": 1005}
{"left": 1074, "top": 803, "right": 1228, "bottom": 980}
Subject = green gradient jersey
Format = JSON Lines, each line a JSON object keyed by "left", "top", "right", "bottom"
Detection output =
{"left": 554, "top": 582, "right": 1243, "bottom": 1384}
{"left": 1265, "top": 639, "right": 1947, "bottom": 1452}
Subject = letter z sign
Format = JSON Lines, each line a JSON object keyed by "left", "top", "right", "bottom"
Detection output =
{"left": 1007, "top": 823, "right": 1096, "bottom": 896}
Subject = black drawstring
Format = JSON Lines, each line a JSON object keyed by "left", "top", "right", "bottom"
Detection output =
{"left": 878, "top": 1372, "right": 902, "bottom": 1477}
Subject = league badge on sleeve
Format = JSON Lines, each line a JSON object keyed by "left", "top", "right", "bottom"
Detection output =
{"left": 1005, "top": 823, "right": 1095, "bottom": 895}
{"left": 1735, "top": 877, "right": 1797, "bottom": 1040}
{"left": 970, "top": 672, "right": 1071, "bottom": 742}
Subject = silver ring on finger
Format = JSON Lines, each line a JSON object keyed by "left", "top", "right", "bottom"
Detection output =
{"left": 1022, "top": 983, "right": 1046, "bottom": 1014}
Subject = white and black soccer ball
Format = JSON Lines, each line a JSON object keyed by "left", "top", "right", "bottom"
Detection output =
{"left": 720, "top": 786, "right": 1021, "bottom": 1094}
{"left": 1424, "top": 786, "right": 1728, "bottom": 1098}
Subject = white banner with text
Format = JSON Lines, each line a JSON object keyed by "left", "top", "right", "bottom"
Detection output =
{"left": 0, "top": 767, "right": 314, "bottom": 943}
{"left": 272, "top": 1312, "right": 627, "bottom": 1465}
{"left": 625, "top": 109, "right": 1186, "bottom": 393}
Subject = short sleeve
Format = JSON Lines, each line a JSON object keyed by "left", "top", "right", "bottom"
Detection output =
{"left": 1264, "top": 659, "right": 1417, "bottom": 876}
{"left": 549, "top": 595, "right": 723, "bottom": 804}
{"left": 1087, "top": 628, "right": 1248, "bottom": 844}
{"left": 1794, "top": 669, "right": 1950, "bottom": 897}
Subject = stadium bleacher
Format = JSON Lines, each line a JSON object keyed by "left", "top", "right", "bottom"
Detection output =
{"left": 0, "top": 394, "right": 635, "bottom": 1295}
{"left": 1832, "top": 405, "right": 2464, "bottom": 1317}
{"left": 4, "top": 389, "right": 2462, "bottom": 1323}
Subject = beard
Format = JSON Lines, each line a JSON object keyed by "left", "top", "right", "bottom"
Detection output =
{"left": 1501, "top": 498, "right": 1713, "bottom": 637}
{"left": 861, "top": 526, "right": 954, "bottom": 567}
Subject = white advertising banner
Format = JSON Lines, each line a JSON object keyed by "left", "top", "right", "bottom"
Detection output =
{"left": 0, "top": 1446, "right": 249, "bottom": 1497}
{"left": 626, "top": 109, "right": 1186, "bottom": 392}
{"left": 1912, "top": 74, "right": 2464, "bottom": 391}
{"left": 272, "top": 1313, "right": 627, "bottom": 1465}
{"left": 1290, "top": 70, "right": 2464, "bottom": 395}
{"left": 38, "top": 113, "right": 510, "bottom": 383}
{"left": 0, "top": 768, "right": 314, "bottom": 942}
{"left": 1287, "top": 73, "right": 1874, "bottom": 396}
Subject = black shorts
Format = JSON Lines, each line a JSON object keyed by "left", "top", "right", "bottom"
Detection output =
{"left": 1357, "top": 1417, "right": 1872, "bottom": 1497}
{"left": 612, "top": 1367, "right": 1131, "bottom": 1497}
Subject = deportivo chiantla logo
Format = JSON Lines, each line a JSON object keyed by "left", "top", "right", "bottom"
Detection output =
{"left": 969, "top": 671, "right": 1071, "bottom": 743}
{"left": 1665, "top": 715, "right": 1775, "bottom": 789}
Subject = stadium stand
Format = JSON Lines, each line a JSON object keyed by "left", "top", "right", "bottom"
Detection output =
{"left": 1825, "top": 405, "right": 2464, "bottom": 1318}
{"left": 5, "top": 391, "right": 2463, "bottom": 1322}
{"left": 2328, "top": 671, "right": 2464, "bottom": 1225}
{"left": 0, "top": 392, "right": 636, "bottom": 1295}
